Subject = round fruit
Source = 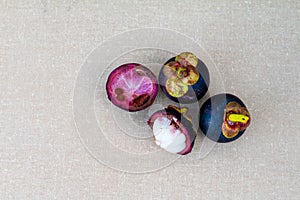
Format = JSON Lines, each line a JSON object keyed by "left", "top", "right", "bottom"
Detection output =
{"left": 106, "top": 63, "right": 158, "bottom": 112}
{"left": 159, "top": 52, "right": 210, "bottom": 104}
{"left": 199, "top": 93, "right": 251, "bottom": 143}
{"left": 148, "top": 105, "right": 196, "bottom": 155}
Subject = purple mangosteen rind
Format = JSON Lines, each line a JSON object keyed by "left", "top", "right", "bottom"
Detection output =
{"left": 199, "top": 93, "right": 251, "bottom": 143}
{"left": 147, "top": 106, "right": 196, "bottom": 155}
{"left": 106, "top": 63, "right": 158, "bottom": 112}
{"left": 159, "top": 55, "right": 210, "bottom": 104}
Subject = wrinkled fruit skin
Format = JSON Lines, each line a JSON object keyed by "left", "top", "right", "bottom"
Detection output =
{"left": 199, "top": 93, "right": 251, "bottom": 143}
{"left": 106, "top": 63, "right": 158, "bottom": 112}
{"left": 159, "top": 56, "right": 210, "bottom": 104}
{"left": 148, "top": 106, "right": 196, "bottom": 155}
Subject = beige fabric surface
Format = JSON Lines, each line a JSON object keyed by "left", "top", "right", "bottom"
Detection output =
{"left": 1, "top": 0, "right": 299, "bottom": 199}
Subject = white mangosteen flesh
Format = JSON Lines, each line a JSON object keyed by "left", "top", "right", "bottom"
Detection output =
{"left": 152, "top": 116, "right": 187, "bottom": 154}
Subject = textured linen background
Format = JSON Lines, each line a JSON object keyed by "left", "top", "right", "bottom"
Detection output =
{"left": 1, "top": 0, "right": 299, "bottom": 199}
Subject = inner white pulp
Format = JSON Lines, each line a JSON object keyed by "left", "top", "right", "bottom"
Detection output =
{"left": 152, "top": 117, "right": 186, "bottom": 154}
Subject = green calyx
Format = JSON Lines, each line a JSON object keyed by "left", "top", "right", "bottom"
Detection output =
{"left": 163, "top": 52, "right": 200, "bottom": 98}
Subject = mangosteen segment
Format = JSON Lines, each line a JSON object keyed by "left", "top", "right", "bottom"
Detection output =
{"left": 148, "top": 105, "right": 196, "bottom": 155}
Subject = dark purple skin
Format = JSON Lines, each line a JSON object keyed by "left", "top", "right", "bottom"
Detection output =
{"left": 106, "top": 63, "right": 158, "bottom": 112}
{"left": 147, "top": 106, "right": 196, "bottom": 155}
{"left": 159, "top": 57, "right": 210, "bottom": 104}
{"left": 199, "top": 93, "right": 250, "bottom": 143}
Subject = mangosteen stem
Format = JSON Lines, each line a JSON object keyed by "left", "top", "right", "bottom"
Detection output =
{"left": 228, "top": 114, "right": 249, "bottom": 123}
{"left": 167, "top": 105, "right": 188, "bottom": 114}
{"left": 167, "top": 105, "right": 193, "bottom": 123}
{"left": 177, "top": 67, "right": 187, "bottom": 78}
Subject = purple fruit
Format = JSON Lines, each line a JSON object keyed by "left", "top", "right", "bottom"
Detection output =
{"left": 148, "top": 105, "right": 196, "bottom": 155}
{"left": 199, "top": 93, "right": 251, "bottom": 143}
{"left": 159, "top": 52, "right": 210, "bottom": 104}
{"left": 106, "top": 63, "right": 158, "bottom": 112}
